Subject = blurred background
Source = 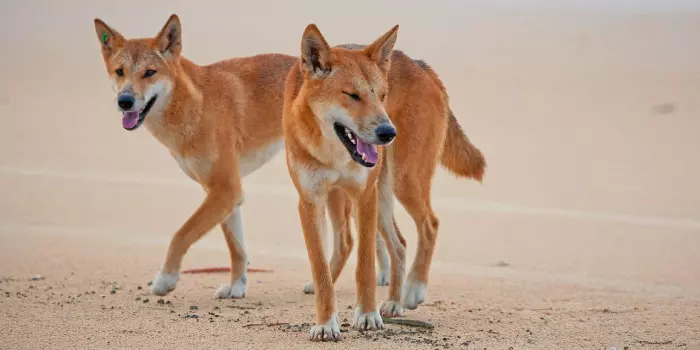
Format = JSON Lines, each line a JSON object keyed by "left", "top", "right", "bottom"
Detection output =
{"left": 0, "top": 0, "right": 699, "bottom": 347}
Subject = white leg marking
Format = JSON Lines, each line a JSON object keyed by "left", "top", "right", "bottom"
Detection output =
{"left": 151, "top": 271, "right": 179, "bottom": 296}
{"left": 215, "top": 277, "right": 247, "bottom": 299}
{"left": 377, "top": 153, "right": 405, "bottom": 289}
{"left": 402, "top": 276, "right": 427, "bottom": 310}
{"left": 376, "top": 233, "right": 391, "bottom": 286}
{"left": 309, "top": 312, "right": 342, "bottom": 342}
{"left": 380, "top": 299, "right": 405, "bottom": 318}
{"left": 353, "top": 307, "right": 384, "bottom": 331}
{"left": 215, "top": 205, "right": 248, "bottom": 299}
{"left": 302, "top": 281, "right": 315, "bottom": 295}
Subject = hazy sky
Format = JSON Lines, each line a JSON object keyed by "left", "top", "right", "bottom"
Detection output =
{"left": 442, "top": 0, "right": 700, "bottom": 12}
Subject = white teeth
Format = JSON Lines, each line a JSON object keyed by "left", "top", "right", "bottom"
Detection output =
{"left": 361, "top": 153, "right": 366, "bottom": 161}
{"left": 351, "top": 139, "right": 356, "bottom": 144}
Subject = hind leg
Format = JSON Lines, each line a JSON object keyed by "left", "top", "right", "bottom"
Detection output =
{"left": 151, "top": 169, "right": 240, "bottom": 296}
{"left": 375, "top": 231, "right": 391, "bottom": 286}
{"left": 388, "top": 98, "right": 447, "bottom": 310}
{"left": 376, "top": 155, "right": 408, "bottom": 317}
{"left": 377, "top": 213, "right": 407, "bottom": 317}
{"left": 394, "top": 177, "right": 439, "bottom": 310}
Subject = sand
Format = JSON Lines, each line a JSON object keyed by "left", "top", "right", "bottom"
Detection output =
{"left": 1, "top": 0, "right": 699, "bottom": 349}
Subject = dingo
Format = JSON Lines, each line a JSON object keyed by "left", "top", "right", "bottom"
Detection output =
{"left": 282, "top": 23, "right": 485, "bottom": 341}
{"left": 93, "top": 14, "right": 301, "bottom": 299}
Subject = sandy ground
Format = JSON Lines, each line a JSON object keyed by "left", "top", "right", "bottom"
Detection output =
{"left": 1, "top": 0, "right": 700, "bottom": 349}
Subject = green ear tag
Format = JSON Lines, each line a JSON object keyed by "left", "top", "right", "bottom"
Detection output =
{"left": 101, "top": 32, "right": 109, "bottom": 44}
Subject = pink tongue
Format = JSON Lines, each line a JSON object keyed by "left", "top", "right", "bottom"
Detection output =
{"left": 355, "top": 138, "right": 378, "bottom": 164}
{"left": 122, "top": 111, "right": 139, "bottom": 129}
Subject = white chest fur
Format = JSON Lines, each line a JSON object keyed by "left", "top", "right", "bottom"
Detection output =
{"left": 171, "top": 139, "right": 284, "bottom": 185}
{"left": 293, "top": 158, "right": 370, "bottom": 202}
{"left": 173, "top": 154, "right": 211, "bottom": 183}
{"left": 239, "top": 140, "right": 285, "bottom": 177}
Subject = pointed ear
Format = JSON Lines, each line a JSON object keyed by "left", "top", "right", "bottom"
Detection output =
{"left": 94, "top": 18, "right": 125, "bottom": 59}
{"left": 154, "top": 14, "right": 182, "bottom": 59}
{"left": 365, "top": 25, "right": 399, "bottom": 72}
{"left": 300, "top": 24, "right": 331, "bottom": 77}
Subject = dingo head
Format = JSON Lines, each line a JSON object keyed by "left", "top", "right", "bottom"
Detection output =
{"left": 93, "top": 15, "right": 181, "bottom": 131}
{"left": 298, "top": 24, "right": 399, "bottom": 168}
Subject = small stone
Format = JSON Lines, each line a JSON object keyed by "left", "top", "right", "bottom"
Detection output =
{"left": 137, "top": 286, "right": 142, "bottom": 290}
{"left": 190, "top": 305, "right": 198, "bottom": 310}
{"left": 157, "top": 299, "right": 165, "bottom": 305}
{"left": 143, "top": 298, "right": 149, "bottom": 303}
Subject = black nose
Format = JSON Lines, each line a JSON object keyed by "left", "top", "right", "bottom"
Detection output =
{"left": 117, "top": 95, "right": 135, "bottom": 110}
{"left": 375, "top": 123, "right": 397, "bottom": 143}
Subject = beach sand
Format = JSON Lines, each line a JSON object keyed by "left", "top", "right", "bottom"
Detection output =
{"left": 1, "top": 1, "right": 699, "bottom": 348}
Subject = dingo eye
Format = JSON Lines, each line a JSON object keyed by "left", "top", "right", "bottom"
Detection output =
{"left": 115, "top": 68, "right": 124, "bottom": 77}
{"left": 143, "top": 70, "right": 157, "bottom": 78}
{"left": 343, "top": 91, "right": 361, "bottom": 101}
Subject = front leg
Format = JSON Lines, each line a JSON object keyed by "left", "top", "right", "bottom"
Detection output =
{"left": 298, "top": 198, "right": 341, "bottom": 341}
{"left": 151, "top": 177, "right": 240, "bottom": 296}
{"left": 352, "top": 186, "right": 383, "bottom": 331}
{"left": 303, "top": 188, "right": 354, "bottom": 295}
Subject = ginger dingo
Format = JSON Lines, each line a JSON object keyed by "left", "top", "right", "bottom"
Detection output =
{"left": 283, "top": 24, "right": 485, "bottom": 340}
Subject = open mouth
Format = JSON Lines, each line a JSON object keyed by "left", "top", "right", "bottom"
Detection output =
{"left": 122, "top": 95, "right": 157, "bottom": 131}
{"left": 333, "top": 122, "right": 379, "bottom": 167}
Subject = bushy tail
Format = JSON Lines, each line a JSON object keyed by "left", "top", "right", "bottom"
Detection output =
{"left": 440, "top": 109, "right": 486, "bottom": 182}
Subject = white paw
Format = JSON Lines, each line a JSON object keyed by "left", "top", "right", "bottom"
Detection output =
{"left": 402, "top": 278, "right": 426, "bottom": 310}
{"left": 377, "top": 269, "right": 390, "bottom": 286}
{"left": 214, "top": 276, "right": 247, "bottom": 299}
{"left": 309, "top": 312, "right": 342, "bottom": 342}
{"left": 151, "top": 271, "right": 179, "bottom": 296}
{"left": 353, "top": 308, "right": 384, "bottom": 331}
{"left": 380, "top": 300, "right": 405, "bottom": 317}
{"left": 302, "top": 281, "right": 315, "bottom": 295}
